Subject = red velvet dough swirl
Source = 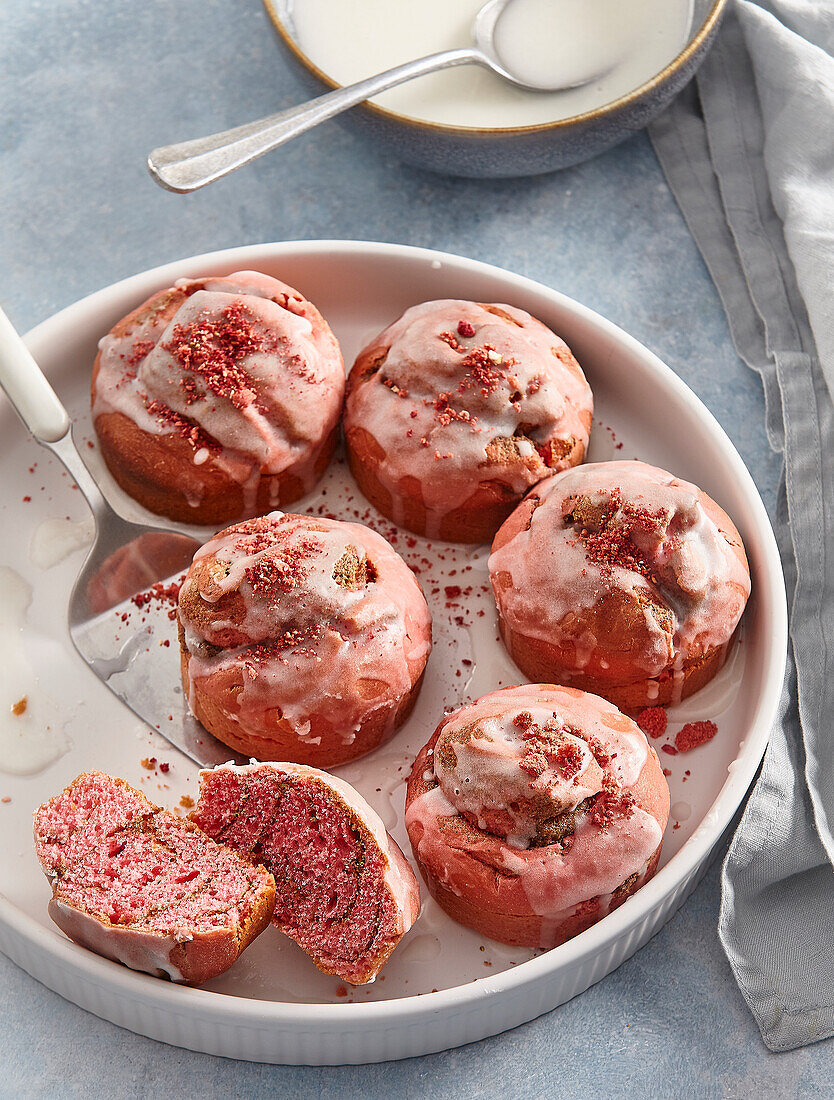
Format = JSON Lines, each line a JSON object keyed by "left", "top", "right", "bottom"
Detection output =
{"left": 191, "top": 762, "right": 421, "bottom": 985}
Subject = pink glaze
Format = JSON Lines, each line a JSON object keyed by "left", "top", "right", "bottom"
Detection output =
{"left": 405, "top": 686, "right": 668, "bottom": 946}
{"left": 48, "top": 898, "right": 191, "bottom": 981}
{"left": 192, "top": 762, "right": 421, "bottom": 984}
{"left": 344, "top": 300, "right": 592, "bottom": 536}
{"left": 93, "top": 270, "right": 344, "bottom": 509}
{"left": 179, "top": 513, "right": 432, "bottom": 749}
{"left": 433, "top": 700, "right": 605, "bottom": 847}
{"left": 489, "top": 461, "right": 751, "bottom": 680}
{"left": 33, "top": 772, "right": 275, "bottom": 983}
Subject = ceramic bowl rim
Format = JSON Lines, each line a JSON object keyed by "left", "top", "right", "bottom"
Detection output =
{"left": 262, "top": 0, "right": 728, "bottom": 136}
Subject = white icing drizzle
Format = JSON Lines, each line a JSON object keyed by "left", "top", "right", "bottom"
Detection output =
{"left": 50, "top": 897, "right": 185, "bottom": 982}
{"left": 489, "top": 460, "right": 751, "bottom": 677}
{"left": 181, "top": 514, "right": 432, "bottom": 745}
{"left": 433, "top": 703, "right": 604, "bottom": 848}
{"left": 344, "top": 299, "right": 592, "bottom": 537}
{"left": 92, "top": 270, "right": 344, "bottom": 496}
{"left": 405, "top": 685, "right": 665, "bottom": 928}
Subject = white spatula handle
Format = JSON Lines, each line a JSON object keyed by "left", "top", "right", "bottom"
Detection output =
{"left": 0, "top": 306, "right": 70, "bottom": 443}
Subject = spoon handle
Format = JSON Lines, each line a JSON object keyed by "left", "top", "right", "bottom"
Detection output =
{"left": 0, "top": 306, "right": 69, "bottom": 443}
{"left": 148, "top": 48, "right": 481, "bottom": 193}
{"left": 0, "top": 306, "right": 115, "bottom": 521}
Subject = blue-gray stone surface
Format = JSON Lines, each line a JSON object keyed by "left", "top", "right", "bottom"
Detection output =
{"left": 0, "top": 1, "right": 826, "bottom": 1095}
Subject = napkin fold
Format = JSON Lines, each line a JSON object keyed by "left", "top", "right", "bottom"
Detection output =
{"left": 648, "top": 0, "right": 834, "bottom": 1052}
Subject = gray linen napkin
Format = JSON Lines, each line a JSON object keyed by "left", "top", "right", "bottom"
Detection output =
{"left": 648, "top": 0, "right": 834, "bottom": 1052}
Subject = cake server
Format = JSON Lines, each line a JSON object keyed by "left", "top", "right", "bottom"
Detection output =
{"left": 0, "top": 305, "right": 245, "bottom": 767}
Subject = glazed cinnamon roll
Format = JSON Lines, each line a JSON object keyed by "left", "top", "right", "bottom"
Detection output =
{"left": 177, "top": 512, "right": 432, "bottom": 766}
{"left": 344, "top": 299, "right": 593, "bottom": 543}
{"left": 92, "top": 270, "right": 344, "bottom": 525}
{"left": 405, "top": 685, "right": 669, "bottom": 948}
{"left": 489, "top": 461, "right": 751, "bottom": 710}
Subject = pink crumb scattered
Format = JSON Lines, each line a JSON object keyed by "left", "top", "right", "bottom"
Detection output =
{"left": 675, "top": 721, "right": 718, "bottom": 753}
{"left": 636, "top": 707, "right": 667, "bottom": 739}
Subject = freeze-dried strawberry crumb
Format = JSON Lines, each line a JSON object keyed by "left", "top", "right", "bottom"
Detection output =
{"left": 636, "top": 707, "right": 667, "bottom": 740}
{"left": 675, "top": 720, "right": 718, "bottom": 753}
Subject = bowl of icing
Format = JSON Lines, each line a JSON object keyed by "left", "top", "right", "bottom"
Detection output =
{"left": 264, "top": 0, "right": 727, "bottom": 177}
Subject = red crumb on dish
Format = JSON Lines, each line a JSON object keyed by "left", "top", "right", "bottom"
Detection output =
{"left": 675, "top": 720, "right": 718, "bottom": 753}
{"left": 636, "top": 707, "right": 667, "bottom": 739}
{"left": 457, "top": 320, "right": 475, "bottom": 338}
{"left": 11, "top": 697, "right": 27, "bottom": 716}
{"left": 159, "top": 762, "right": 170, "bottom": 774}
{"left": 141, "top": 757, "right": 157, "bottom": 770}
{"left": 660, "top": 744, "right": 678, "bottom": 756}
{"left": 131, "top": 580, "right": 182, "bottom": 611}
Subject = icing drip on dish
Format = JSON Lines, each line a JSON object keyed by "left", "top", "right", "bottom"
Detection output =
{"left": 179, "top": 513, "right": 432, "bottom": 745}
{"left": 406, "top": 685, "right": 664, "bottom": 923}
{"left": 489, "top": 461, "right": 751, "bottom": 679}
{"left": 345, "top": 300, "right": 592, "bottom": 535}
{"left": 0, "top": 566, "right": 71, "bottom": 775}
{"left": 92, "top": 271, "right": 344, "bottom": 502}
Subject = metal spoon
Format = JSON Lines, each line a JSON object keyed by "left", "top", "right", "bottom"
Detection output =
{"left": 148, "top": 0, "right": 600, "bottom": 193}
{"left": 0, "top": 305, "right": 243, "bottom": 767}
